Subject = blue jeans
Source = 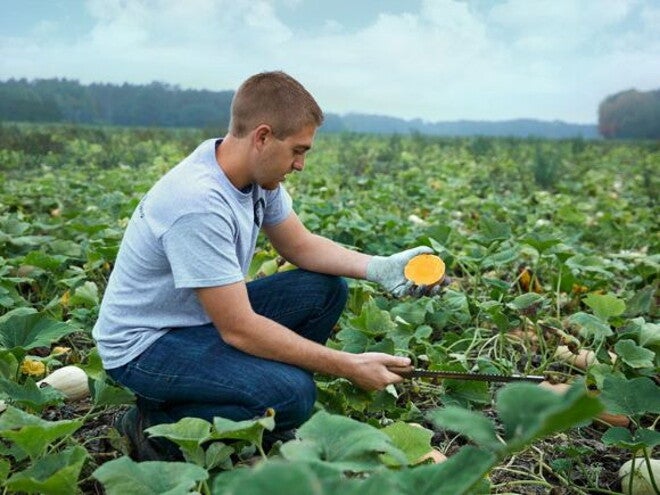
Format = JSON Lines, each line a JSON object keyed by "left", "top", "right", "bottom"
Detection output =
{"left": 107, "top": 269, "right": 348, "bottom": 432}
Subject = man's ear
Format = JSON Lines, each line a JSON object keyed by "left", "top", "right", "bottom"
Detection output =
{"left": 253, "top": 124, "right": 272, "bottom": 150}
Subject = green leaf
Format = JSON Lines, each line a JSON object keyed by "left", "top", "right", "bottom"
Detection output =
{"left": 0, "top": 406, "right": 82, "bottom": 459}
{"left": 482, "top": 246, "right": 518, "bottom": 268}
{"left": 0, "top": 313, "right": 79, "bottom": 350}
{"left": 0, "top": 349, "right": 19, "bottom": 379}
{"left": 496, "top": 382, "right": 603, "bottom": 453}
{"left": 348, "top": 299, "right": 397, "bottom": 337}
{"left": 68, "top": 281, "right": 99, "bottom": 308}
{"left": 614, "top": 339, "right": 655, "bottom": 369}
{"left": 568, "top": 312, "right": 613, "bottom": 340}
{"left": 602, "top": 427, "right": 660, "bottom": 451}
{"left": 635, "top": 318, "right": 660, "bottom": 348}
{"left": 508, "top": 293, "right": 546, "bottom": 312}
{"left": 0, "top": 458, "right": 10, "bottom": 483}
{"left": 624, "top": 287, "right": 655, "bottom": 317}
{"left": 212, "top": 413, "right": 275, "bottom": 446}
{"left": 426, "top": 407, "right": 500, "bottom": 451}
{"left": 5, "top": 446, "right": 87, "bottom": 495}
{"left": 583, "top": 293, "right": 625, "bottom": 321}
{"left": 393, "top": 446, "right": 496, "bottom": 495}
{"left": 381, "top": 422, "right": 433, "bottom": 464}
{"left": 521, "top": 232, "right": 562, "bottom": 254}
{"left": 280, "top": 411, "right": 407, "bottom": 472}
{"left": 205, "top": 442, "right": 234, "bottom": 471}
{"left": 216, "top": 460, "right": 334, "bottom": 495}
{"left": 472, "top": 218, "right": 511, "bottom": 246}
{"left": 565, "top": 255, "right": 613, "bottom": 279}
{"left": 600, "top": 376, "right": 660, "bottom": 416}
{"left": 90, "top": 378, "right": 135, "bottom": 406}
{"left": 92, "top": 457, "right": 208, "bottom": 495}
{"left": 0, "top": 377, "right": 65, "bottom": 412}
{"left": 146, "top": 417, "right": 212, "bottom": 464}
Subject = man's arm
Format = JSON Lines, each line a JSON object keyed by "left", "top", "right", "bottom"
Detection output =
{"left": 195, "top": 281, "right": 411, "bottom": 391}
{"left": 264, "top": 212, "right": 370, "bottom": 278}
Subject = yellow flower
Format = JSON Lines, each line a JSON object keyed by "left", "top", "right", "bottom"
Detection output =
{"left": 20, "top": 359, "right": 46, "bottom": 377}
{"left": 60, "top": 290, "right": 70, "bottom": 307}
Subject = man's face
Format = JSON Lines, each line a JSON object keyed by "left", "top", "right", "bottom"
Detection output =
{"left": 256, "top": 124, "right": 316, "bottom": 190}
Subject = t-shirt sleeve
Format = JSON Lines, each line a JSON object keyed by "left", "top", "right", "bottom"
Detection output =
{"left": 161, "top": 212, "right": 244, "bottom": 289}
{"left": 262, "top": 185, "right": 293, "bottom": 227}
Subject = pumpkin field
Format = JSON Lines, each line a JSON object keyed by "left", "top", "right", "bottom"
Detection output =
{"left": 0, "top": 124, "right": 658, "bottom": 494}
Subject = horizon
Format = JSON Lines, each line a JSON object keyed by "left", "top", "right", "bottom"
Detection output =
{"left": 2, "top": 1, "right": 659, "bottom": 125}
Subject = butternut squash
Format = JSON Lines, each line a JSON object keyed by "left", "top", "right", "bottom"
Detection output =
{"left": 404, "top": 254, "right": 445, "bottom": 286}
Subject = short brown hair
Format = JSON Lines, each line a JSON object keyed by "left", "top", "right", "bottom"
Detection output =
{"left": 229, "top": 71, "right": 324, "bottom": 139}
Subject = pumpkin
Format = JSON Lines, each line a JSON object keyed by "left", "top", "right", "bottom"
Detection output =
{"left": 37, "top": 365, "right": 90, "bottom": 401}
{"left": 404, "top": 254, "right": 445, "bottom": 286}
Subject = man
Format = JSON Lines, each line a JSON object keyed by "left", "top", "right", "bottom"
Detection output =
{"left": 93, "top": 71, "right": 433, "bottom": 461}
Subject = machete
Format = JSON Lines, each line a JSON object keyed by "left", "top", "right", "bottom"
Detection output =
{"left": 393, "top": 368, "right": 546, "bottom": 383}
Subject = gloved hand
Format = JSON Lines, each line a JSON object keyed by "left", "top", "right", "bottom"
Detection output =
{"left": 366, "top": 246, "right": 438, "bottom": 297}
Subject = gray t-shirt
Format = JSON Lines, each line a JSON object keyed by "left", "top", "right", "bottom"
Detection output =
{"left": 92, "top": 138, "right": 292, "bottom": 369}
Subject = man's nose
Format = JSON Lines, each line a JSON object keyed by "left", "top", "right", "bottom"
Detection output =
{"left": 293, "top": 157, "right": 305, "bottom": 171}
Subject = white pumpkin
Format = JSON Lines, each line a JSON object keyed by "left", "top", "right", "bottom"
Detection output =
{"left": 37, "top": 365, "right": 90, "bottom": 400}
{"left": 619, "top": 458, "right": 660, "bottom": 495}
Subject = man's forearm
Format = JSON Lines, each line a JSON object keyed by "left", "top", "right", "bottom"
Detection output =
{"left": 221, "top": 311, "right": 355, "bottom": 377}
{"left": 283, "top": 233, "right": 371, "bottom": 279}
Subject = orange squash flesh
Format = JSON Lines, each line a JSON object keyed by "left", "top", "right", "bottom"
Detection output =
{"left": 404, "top": 254, "right": 446, "bottom": 286}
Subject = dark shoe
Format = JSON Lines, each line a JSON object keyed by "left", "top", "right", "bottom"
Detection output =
{"left": 114, "top": 406, "right": 183, "bottom": 462}
{"left": 262, "top": 428, "right": 297, "bottom": 453}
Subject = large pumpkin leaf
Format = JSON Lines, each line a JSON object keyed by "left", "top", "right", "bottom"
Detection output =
{"left": 5, "top": 446, "right": 87, "bottom": 495}
{"left": 93, "top": 457, "right": 208, "bottom": 495}
{"left": 0, "top": 313, "right": 78, "bottom": 351}
{"left": 280, "top": 411, "right": 407, "bottom": 472}
{"left": 0, "top": 406, "right": 82, "bottom": 459}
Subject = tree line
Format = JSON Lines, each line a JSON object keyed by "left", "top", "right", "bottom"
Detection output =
{"left": 598, "top": 88, "right": 660, "bottom": 139}
{"left": 0, "top": 78, "right": 233, "bottom": 129}
{"left": 0, "top": 78, "right": 658, "bottom": 139}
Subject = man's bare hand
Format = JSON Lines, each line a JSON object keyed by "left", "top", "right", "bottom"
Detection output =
{"left": 343, "top": 353, "right": 413, "bottom": 391}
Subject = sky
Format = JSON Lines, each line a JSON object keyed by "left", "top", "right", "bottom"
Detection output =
{"left": 1, "top": 0, "right": 659, "bottom": 124}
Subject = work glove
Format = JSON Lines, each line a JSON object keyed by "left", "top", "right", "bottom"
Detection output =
{"left": 366, "top": 246, "right": 440, "bottom": 298}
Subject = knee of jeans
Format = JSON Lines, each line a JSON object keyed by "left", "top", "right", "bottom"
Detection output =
{"left": 274, "top": 373, "right": 317, "bottom": 430}
{"left": 322, "top": 275, "right": 348, "bottom": 310}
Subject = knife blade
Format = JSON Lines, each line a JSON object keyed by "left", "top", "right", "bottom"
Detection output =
{"left": 394, "top": 369, "right": 546, "bottom": 383}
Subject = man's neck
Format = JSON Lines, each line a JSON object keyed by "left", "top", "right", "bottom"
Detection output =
{"left": 215, "top": 134, "right": 252, "bottom": 190}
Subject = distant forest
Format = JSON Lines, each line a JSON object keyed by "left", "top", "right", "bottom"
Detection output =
{"left": 0, "top": 78, "right": 657, "bottom": 139}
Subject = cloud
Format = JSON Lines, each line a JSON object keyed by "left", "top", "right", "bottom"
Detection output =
{"left": 0, "top": 0, "right": 658, "bottom": 122}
